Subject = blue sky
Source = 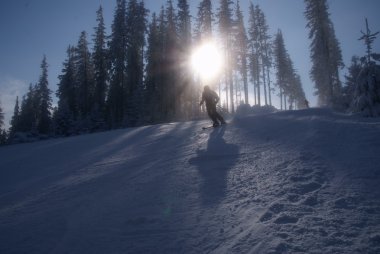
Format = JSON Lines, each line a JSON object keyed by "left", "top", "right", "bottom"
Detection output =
{"left": 1, "top": 0, "right": 379, "bottom": 127}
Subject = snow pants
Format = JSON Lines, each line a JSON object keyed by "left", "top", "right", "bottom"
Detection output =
{"left": 206, "top": 103, "right": 225, "bottom": 125}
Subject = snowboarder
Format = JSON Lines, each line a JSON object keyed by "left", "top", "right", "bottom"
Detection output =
{"left": 305, "top": 99, "right": 310, "bottom": 109}
{"left": 200, "top": 85, "right": 226, "bottom": 127}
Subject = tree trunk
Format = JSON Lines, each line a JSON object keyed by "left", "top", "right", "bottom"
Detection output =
{"left": 262, "top": 63, "right": 267, "bottom": 105}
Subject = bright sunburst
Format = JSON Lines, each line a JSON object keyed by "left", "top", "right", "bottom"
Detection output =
{"left": 191, "top": 42, "right": 223, "bottom": 81}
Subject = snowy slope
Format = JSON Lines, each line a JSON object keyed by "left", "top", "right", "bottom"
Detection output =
{"left": 0, "top": 108, "right": 380, "bottom": 254}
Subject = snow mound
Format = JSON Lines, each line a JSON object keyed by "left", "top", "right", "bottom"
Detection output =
{"left": 0, "top": 109, "right": 379, "bottom": 253}
{"left": 235, "top": 104, "right": 277, "bottom": 117}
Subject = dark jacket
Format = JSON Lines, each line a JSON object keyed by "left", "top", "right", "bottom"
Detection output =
{"left": 200, "top": 89, "right": 219, "bottom": 108}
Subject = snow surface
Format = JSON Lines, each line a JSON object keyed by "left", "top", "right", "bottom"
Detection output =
{"left": 0, "top": 108, "right": 380, "bottom": 254}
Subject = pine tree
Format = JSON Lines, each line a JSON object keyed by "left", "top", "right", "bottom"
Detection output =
{"left": 35, "top": 56, "right": 52, "bottom": 134}
{"left": 248, "top": 3, "right": 260, "bottom": 105}
{"left": 359, "top": 18, "right": 379, "bottom": 65}
{"left": 145, "top": 13, "right": 161, "bottom": 123}
{"left": 56, "top": 46, "right": 77, "bottom": 135}
{"left": 343, "top": 56, "right": 362, "bottom": 109}
{"left": 125, "top": 0, "right": 148, "bottom": 126}
{"left": 92, "top": 5, "right": 108, "bottom": 127}
{"left": 217, "top": 0, "right": 234, "bottom": 113}
{"left": 256, "top": 6, "right": 272, "bottom": 106}
{"left": 161, "top": 0, "right": 179, "bottom": 120}
{"left": 18, "top": 84, "right": 37, "bottom": 133}
{"left": 304, "top": 0, "right": 344, "bottom": 106}
{"left": 233, "top": 0, "right": 249, "bottom": 105}
{"left": 177, "top": 0, "right": 193, "bottom": 119}
{"left": 107, "top": 0, "right": 128, "bottom": 127}
{"left": 352, "top": 20, "right": 380, "bottom": 117}
{"left": 273, "top": 30, "right": 288, "bottom": 110}
{"left": 9, "top": 96, "right": 20, "bottom": 135}
{"left": 194, "top": 0, "right": 213, "bottom": 42}
{"left": 155, "top": 7, "right": 167, "bottom": 121}
{"left": 75, "top": 31, "right": 95, "bottom": 124}
{"left": 273, "top": 30, "right": 306, "bottom": 110}
{"left": 0, "top": 101, "right": 4, "bottom": 130}
{"left": 0, "top": 101, "right": 6, "bottom": 144}
{"left": 177, "top": 0, "right": 191, "bottom": 47}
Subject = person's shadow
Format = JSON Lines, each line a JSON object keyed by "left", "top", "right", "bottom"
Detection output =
{"left": 189, "top": 126, "right": 239, "bottom": 206}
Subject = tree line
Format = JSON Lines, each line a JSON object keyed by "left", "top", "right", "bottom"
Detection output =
{"left": 2, "top": 0, "right": 315, "bottom": 144}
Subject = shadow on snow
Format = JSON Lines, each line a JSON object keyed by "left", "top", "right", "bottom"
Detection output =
{"left": 189, "top": 126, "right": 239, "bottom": 206}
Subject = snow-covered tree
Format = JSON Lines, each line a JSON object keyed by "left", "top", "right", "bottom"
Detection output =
{"left": 342, "top": 56, "right": 363, "bottom": 109}
{"left": 359, "top": 18, "right": 379, "bottom": 65}
{"left": 304, "top": 0, "right": 344, "bottom": 107}
{"left": 351, "top": 19, "right": 380, "bottom": 117}
{"left": 352, "top": 64, "right": 380, "bottom": 116}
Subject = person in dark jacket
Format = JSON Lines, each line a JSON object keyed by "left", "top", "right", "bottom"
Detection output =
{"left": 200, "top": 85, "right": 226, "bottom": 127}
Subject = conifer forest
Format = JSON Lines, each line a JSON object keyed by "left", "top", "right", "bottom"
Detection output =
{"left": 0, "top": 0, "right": 379, "bottom": 144}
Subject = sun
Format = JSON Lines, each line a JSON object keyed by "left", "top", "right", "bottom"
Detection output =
{"left": 191, "top": 42, "right": 223, "bottom": 81}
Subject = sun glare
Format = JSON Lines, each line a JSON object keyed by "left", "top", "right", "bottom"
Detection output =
{"left": 191, "top": 42, "right": 223, "bottom": 81}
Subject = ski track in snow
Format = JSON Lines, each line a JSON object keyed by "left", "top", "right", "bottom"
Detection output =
{"left": 0, "top": 108, "right": 380, "bottom": 253}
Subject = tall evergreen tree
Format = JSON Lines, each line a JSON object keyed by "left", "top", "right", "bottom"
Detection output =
{"left": 256, "top": 6, "right": 272, "bottom": 106}
{"left": 160, "top": 0, "right": 179, "bottom": 120}
{"left": 92, "top": 6, "right": 109, "bottom": 123}
{"left": 177, "top": 0, "right": 191, "bottom": 47}
{"left": 217, "top": 0, "right": 234, "bottom": 113}
{"left": 177, "top": 0, "right": 193, "bottom": 119}
{"left": 273, "top": 30, "right": 306, "bottom": 110}
{"left": 57, "top": 46, "right": 77, "bottom": 114}
{"left": 342, "top": 56, "right": 362, "bottom": 109}
{"left": 352, "top": 21, "right": 380, "bottom": 117}
{"left": 273, "top": 30, "right": 288, "bottom": 110}
{"left": 304, "top": 0, "right": 344, "bottom": 106}
{"left": 359, "top": 18, "right": 379, "bottom": 65}
{"left": 75, "top": 31, "right": 95, "bottom": 121}
{"left": 0, "top": 101, "right": 6, "bottom": 145}
{"left": 0, "top": 101, "right": 4, "bottom": 130}
{"left": 56, "top": 46, "right": 77, "bottom": 135}
{"left": 107, "top": 0, "right": 128, "bottom": 127}
{"left": 233, "top": 0, "right": 249, "bottom": 105}
{"left": 9, "top": 96, "right": 20, "bottom": 135}
{"left": 145, "top": 13, "right": 161, "bottom": 123}
{"left": 194, "top": 0, "right": 213, "bottom": 42}
{"left": 248, "top": 3, "right": 260, "bottom": 105}
{"left": 18, "top": 84, "right": 37, "bottom": 132}
{"left": 35, "top": 56, "right": 52, "bottom": 134}
{"left": 125, "top": 0, "right": 148, "bottom": 125}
